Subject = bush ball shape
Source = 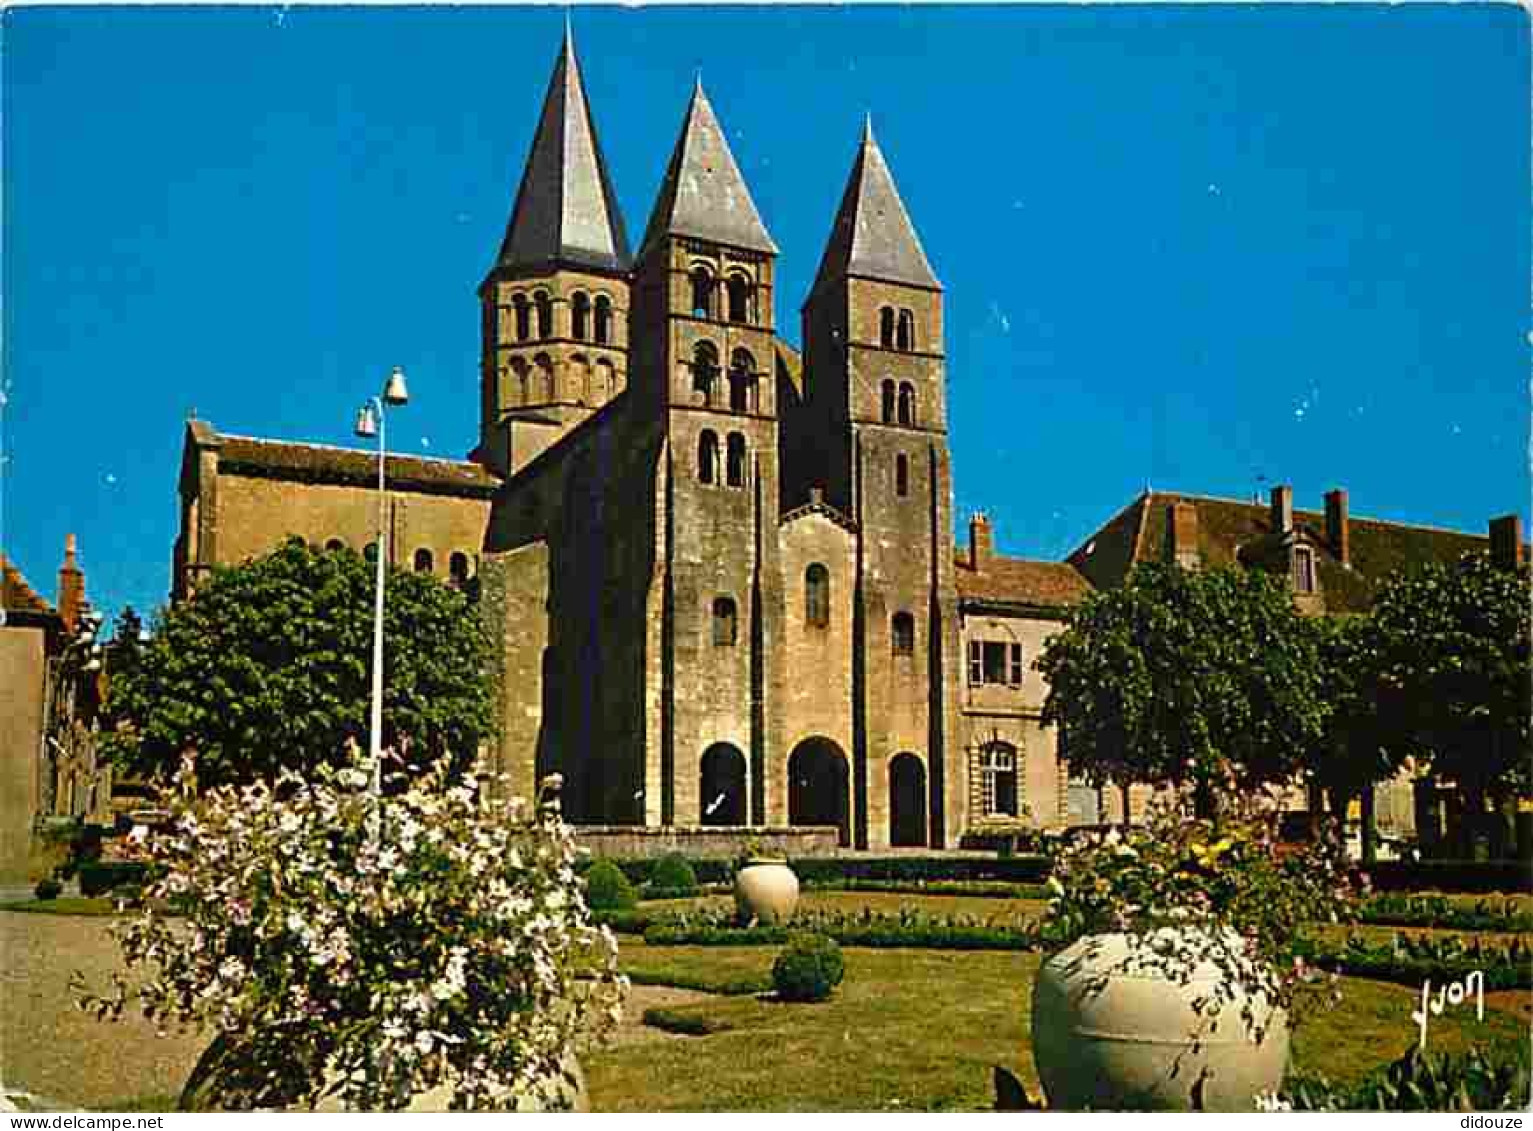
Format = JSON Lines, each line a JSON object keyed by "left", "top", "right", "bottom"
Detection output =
{"left": 772, "top": 932, "right": 846, "bottom": 1003}
{"left": 649, "top": 853, "right": 700, "bottom": 896}
{"left": 585, "top": 859, "right": 638, "bottom": 913}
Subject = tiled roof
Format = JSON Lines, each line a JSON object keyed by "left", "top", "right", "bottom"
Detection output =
{"left": 955, "top": 555, "right": 1092, "bottom": 609}
{"left": 218, "top": 435, "right": 500, "bottom": 497}
{"left": 1068, "top": 490, "right": 1502, "bottom": 613}
{"left": 1, "top": 555, "right": 56, "bottom": 618}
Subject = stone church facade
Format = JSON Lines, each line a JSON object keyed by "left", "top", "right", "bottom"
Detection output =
{"left": 169, "top": 32, "right": 1519, "bottom": 851}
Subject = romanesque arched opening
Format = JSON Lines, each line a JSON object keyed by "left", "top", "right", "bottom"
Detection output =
{"left": 700, "top": 743, "right": 747, "bottom": 826}
{"left": 788, "top": 737, "right": 850, "bottom": 846}
{"left": 889, "top": 752, "right": 927, "bottom": 847}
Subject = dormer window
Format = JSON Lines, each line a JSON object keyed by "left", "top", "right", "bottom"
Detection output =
{"left": 1293, "top": 545, "right": 1316, "bottom": 594}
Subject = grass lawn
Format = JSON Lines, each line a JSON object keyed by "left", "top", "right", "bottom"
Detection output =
{"left": 597, "top": 940, "right": 1530, "bottom": 1112}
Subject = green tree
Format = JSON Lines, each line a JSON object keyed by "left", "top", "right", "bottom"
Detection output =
{"left": 103, "top": 538, "right": 493, "bottom": 787}
{"left": 1038, "top": 562, "right": 1326, "bottom": 818}
{"left": 1365, "top": 552, "right": 1531, "bottom": 855}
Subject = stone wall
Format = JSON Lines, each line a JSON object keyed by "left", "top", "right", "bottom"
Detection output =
{"left": 0, "top": 627, "right": 46, "bottom": 873}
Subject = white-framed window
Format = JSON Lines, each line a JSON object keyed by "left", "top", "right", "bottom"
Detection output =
{"left": 1293, "top": 545, "right": 1316, "bottom": 594}
{"left": 980, "top": 742, "right": 1020, "bottom": 817}
{"left": 968, "top": 640, "right": 1023, "bottom": 687}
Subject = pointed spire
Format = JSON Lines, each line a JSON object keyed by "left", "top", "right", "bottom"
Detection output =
{"left": 638, "top": 80, "right": 777, "bottom": 259}
{"left": 813, "top": 118, "right": 939, "bottom": 292}
{"left": 491, "top": 29, "right": 630, "bottom": 277}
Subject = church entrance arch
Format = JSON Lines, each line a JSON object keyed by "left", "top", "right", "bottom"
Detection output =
{"left": 788, "top": 737, "right": 850, "bottom": 846}
{"left": 700, "top": 743, "right": 747, "bottom": 825}
{"left": 889, "top": 753, "right": 927, "bottom": 847}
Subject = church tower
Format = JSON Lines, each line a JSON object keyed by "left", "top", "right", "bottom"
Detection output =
{"left": 475, "top": 27, "right": 631, "bottom": 478}
{"left": 631, "top": 80, "right": 785, "bottom": 829}
{"left": 801, "top": 120, "right": 962, "bottom": 847}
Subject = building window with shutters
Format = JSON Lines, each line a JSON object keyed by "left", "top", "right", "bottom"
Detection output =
{"left": 968, "top": 640, "right": 1023, "bottom": 687}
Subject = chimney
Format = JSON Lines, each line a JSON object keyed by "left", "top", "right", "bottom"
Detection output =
{"left": 1490, "top": 515, "right": 1524, "bottom": 571}
{"left": 1325, "top": 488, "right": 1350, "bottom": 567}
{"left": 969, "top": 512, "right": 993, "bottom": 571}
{"left": 1269, "top": 485, "right": 1293, "bottom": 536}
{"left": 57, "top": 533, "right": 85, "bottom": 635}
{"left": 1167, "top": 502, "right": 1200, "bottom": 569}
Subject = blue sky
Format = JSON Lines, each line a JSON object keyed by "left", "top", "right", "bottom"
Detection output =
{"left": 4, "top": 3, "right": 1528, "bottom": 623}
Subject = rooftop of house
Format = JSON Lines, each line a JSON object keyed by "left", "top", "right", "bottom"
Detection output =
{"left": 196, "top": 427, "right": 502, "bottom": 497}
{"left": 954, "top": 553, "right": 1093, "bottom": 611}
{"left": 1068, "top": 489, "right": 1508, "bottom": 613}
{"left": 1, "top": 555, "right": 56, "bottom": 620}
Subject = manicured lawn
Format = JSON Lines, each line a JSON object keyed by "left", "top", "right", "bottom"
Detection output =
{"left": 597, "top": 939, "right": 1530, "bottom": 1112}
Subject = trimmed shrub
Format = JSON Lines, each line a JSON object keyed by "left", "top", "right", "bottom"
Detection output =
{"left": 641, "top": 1007, "right": 735, "bottom": 1036}
{"left": 1358, "top": 893, "right": 1531, "bottom": 933}
{"left": 584, "top": 858, "right": 638, "bottom": 913}
{"left": 34, "top": 877, "right": 63, "bottom": 901}
{"left": 772, "top": 932, "right": 845, "bottom": 1002}
{"left": 647, "top": 853, "right": 700, "bottom": 897}
{"left": 1367, "top": 860, "right": 1531, "bottom": 894}
{"left": 78, "top": 861, "right": 147, "bottom": 898}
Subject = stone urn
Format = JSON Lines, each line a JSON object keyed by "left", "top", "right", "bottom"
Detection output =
{"left": 1030, "top": 928, "right": 1289, "bottom": 1112}
{"left": 181, "top": 1033, "right": 587, "bottom": 1112}
{"left": 733, "top": 857, "right": 799, "bottom": 926}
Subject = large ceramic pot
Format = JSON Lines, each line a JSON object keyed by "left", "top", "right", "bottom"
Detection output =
{"left": 181, "top": 1033, "right": 587, "bottom": 1112}
{"left": 733, "top": 857, "right": 799, "bottom": 926}
{"left": 1030, "top": 929, "right": 1288, "bottom": 1112}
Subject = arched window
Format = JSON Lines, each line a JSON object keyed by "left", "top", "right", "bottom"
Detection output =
{"left": 698, "top": 430, "right": 719, "bottom": 485}
{"left": 364, "top": 541, "right": 379, "bottom": 564}
{"left": 895, "top": 453, "right": 910, "bottom": 497}
{"left": 897, "top": 309, "right": 916, "bottom": 351}
{"left": 534, "top": 290, "right": 553, "bottom": 340}
{"left": 595, "top": 358, "right": 616, "bottom": 400}
{"left": 512, "top": 357, "right": 530, "bottom": 405}
{"left": 879, "top": 306, "right": 895, "bottom": 348}
{"left": 881, "top": 379, "right": 896, "bottom": 424}
{"left": 805, "top": 563, "right": 830, "bottom": 628}
{"left": 713, "top": 596, "right": 737, "bottom": 646}
{"left": 449, "top": 552, "right": 471, "bottom": 588}
{"left": 513, "top": 294, "right": 531, "bottom": 342}
{"left": 594, "top": 294, "right": 613, "bottom": 344}
{"left": 726, "top": 273, "right": 752, "bottom": 324}
{"left": 897, "top": 382, "right": 916, "bottom": 426}
{"left": 725, "top": 432, "right": 747, "bottom": 488}
{"left": 728, "top": 348, "right": 757, "bottom": 413}
{"left": 690, "top": 265, "right": 715, "bottom": 319}
{"left": 325, "top": 538, "right": 345, "bottom": 553}
{"left": 534, "top": 354, "right": 555, "bottom": 401}
{"left": 692, "top": 341, "right": 720, "bottom": 405}
{"left": 571, "top": 291, "right": 591, "bottom": 341}
{"left": 572, "top": 355, "right": 592, "bottom": 405}
{"left": 892, "top": 611, "right": 915, "bottom": 655}
{"left": 414, "top": 548, "right": 434, "bottom": 574}
{"left": 980, "top": 742, "right": 1020, "bottom": 817}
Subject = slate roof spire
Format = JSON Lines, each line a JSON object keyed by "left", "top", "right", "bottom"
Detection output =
{"left": 490, "top": 27, "right": 630, "bottom": 277}
{"left": 638, "top": 78, "right": 777, "bottom": 259}
{"left": 813, "top": 118, "right": 939, "bottom": 291}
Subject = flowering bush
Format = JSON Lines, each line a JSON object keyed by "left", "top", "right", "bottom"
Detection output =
{"left": 1040, "top": 789, "right": 1362, "bottom": 1034}
{"left": 74, "top": 748, "right": 626, "bottom": 1111}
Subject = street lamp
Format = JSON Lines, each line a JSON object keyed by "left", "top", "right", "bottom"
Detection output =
{"left": 354, "top": 365, "right": 409, "bottom": 801}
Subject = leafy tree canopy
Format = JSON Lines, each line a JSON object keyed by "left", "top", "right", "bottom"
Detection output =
{"left": 1364, "top": 552, "right": 1531, "bottom": 800}
{"left": 1037, "top": 562, "right": 1325, "bottom": 803}
{"left": 103, "top": 537, "right": 493, "bottom": 787}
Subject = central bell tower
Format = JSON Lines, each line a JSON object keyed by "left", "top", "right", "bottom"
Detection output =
{"left": 475, "top": 27, "right": 632, "bottom": 478}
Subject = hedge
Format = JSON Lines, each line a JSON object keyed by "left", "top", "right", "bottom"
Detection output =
{"left": 1294, "top": 932, "right": 1531, "bottom": 991}
{"left": 1365, "top": 859, "right": 1532, "bottom": 894}
{"left": 77, "top": 861, "right": 147, "bottom": 898}
{"left": 580, "top": 854, "right": 1055, "bottom": 887}
{"left": 1357, "top": 893, "right": 1531, "bottom": 934}
{"left": 802, "top": 878, "right": 1050, "bottom": 900}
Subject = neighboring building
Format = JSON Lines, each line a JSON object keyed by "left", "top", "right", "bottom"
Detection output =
{"left": 0, "top": 537, "right": 109, "bottom": 872}
{"left": 1064, "top": 486, "right": 1527, "bottom": 843}
{"left": 167, "top": 31, "right": 1521, "bottom": 852}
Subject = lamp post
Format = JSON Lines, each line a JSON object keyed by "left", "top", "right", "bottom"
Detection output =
{"left": 354, "top": 366, "right": 409, "bottom": 801}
